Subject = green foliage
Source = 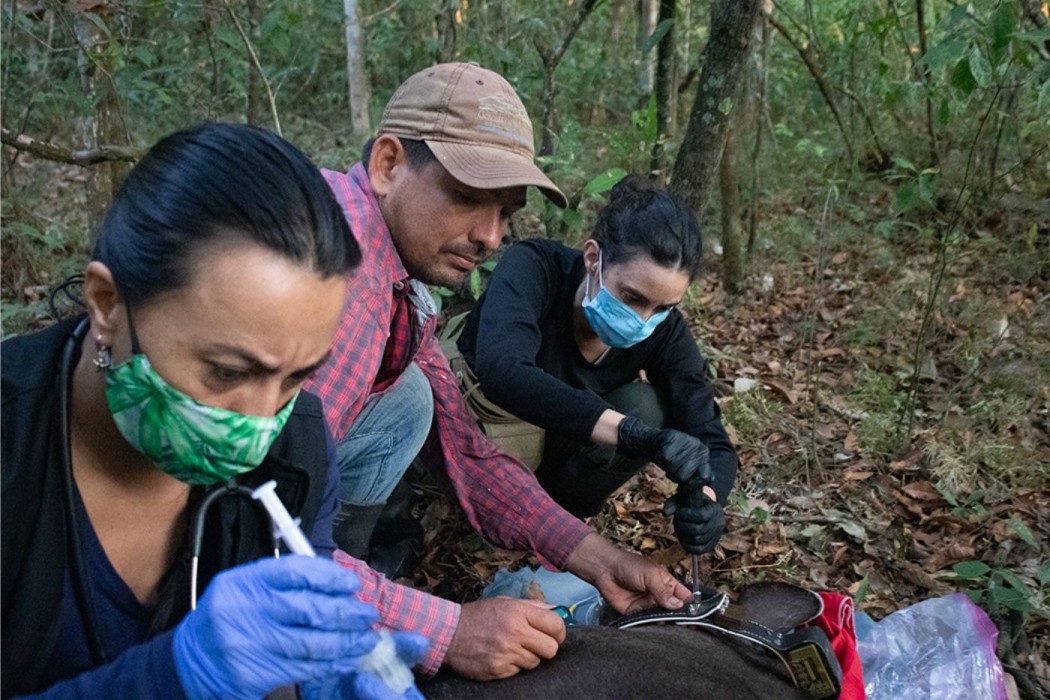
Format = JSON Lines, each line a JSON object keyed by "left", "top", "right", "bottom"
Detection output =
{"left": 847, "top": 365, "right": 911, "bottom": 456}
{"left": 934, "top": 484, "right": 989, "bottom": 522}
{"left": 727, "top": 490, "right": 770, "bottom": 523}
{"left": 953, "top": 557, "right": 1049, "bottom": 621}
{"left": 887, "top": 157, "right": 940, "bottom": 215}
{"left": 722, "top": 389, "right": 783, "bottom": 448}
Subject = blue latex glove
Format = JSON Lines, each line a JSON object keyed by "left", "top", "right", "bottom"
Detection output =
{"left": 174, "top": 556, "right": 380, "bottom": 699}
{"left": 302, "top": 632, "right": 429, "bottom": 700}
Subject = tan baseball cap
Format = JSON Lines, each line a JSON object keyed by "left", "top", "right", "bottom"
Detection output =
{"left": 379, "top": 62, "right": 568, "bottom": 208}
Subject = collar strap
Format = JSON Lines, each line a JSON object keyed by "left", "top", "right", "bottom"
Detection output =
{"left": 608, "top": 583, "right": 842, "bottom": 700}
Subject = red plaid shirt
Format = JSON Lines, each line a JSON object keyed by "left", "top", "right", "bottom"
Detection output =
{"left": 307, "top": 164, "right": 593, "bottom": 673}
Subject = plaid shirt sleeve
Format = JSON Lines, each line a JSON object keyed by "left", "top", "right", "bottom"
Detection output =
{"left": 333, "top": 549, "right": 460, "bottom": 675}
{"left": 414, "top": 332, "right": 594, "bottom": 568}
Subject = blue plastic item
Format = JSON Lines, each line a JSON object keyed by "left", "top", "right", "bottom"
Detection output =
{"left": 482, "top": 566, "right": 604, "bottom": 625}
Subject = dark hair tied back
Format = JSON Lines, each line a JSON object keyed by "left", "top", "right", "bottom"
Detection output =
{"left": 92, "top": 122, "right": 361, "bottom": 306}
{"left": 609, "top": 173, "right": 657, "bottom": 201}
{"left": 593, "top": 174, "right": 703, "bottom": 279}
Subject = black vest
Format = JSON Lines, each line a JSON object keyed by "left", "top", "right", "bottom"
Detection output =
{"left": 1, "top": 317, "right": 331, "bottom": 696}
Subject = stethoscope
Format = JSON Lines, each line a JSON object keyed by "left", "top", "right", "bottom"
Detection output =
{"left": 58, "top": 318, "right": 280, "bottom": 666}
{"left": 187, "top": 483, "right": 281, "bottom": 610}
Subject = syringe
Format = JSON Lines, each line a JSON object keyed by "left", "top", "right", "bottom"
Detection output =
{"left": 251, "top": 480, "right": 415, "bottom": 694}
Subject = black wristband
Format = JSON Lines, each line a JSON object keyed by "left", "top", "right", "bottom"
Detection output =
{"left": 616, "top": 414, "right": 660, "bottom": 459}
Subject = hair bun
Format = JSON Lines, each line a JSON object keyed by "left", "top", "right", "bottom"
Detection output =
{"left": 609, "top": 173, "right": 655, "bottom": 202}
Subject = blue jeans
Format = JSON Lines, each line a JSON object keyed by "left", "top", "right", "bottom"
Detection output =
{"left": 336, "top": 362, "right": 434, "bottom": 506}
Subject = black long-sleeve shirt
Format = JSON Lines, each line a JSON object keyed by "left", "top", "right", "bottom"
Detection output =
{"left": 457, "top": 239, "right": 737, "bottom": 502}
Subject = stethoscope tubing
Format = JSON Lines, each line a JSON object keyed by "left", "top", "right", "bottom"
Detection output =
{"left": 60, "top": 320, "right": 110, "bottom": 666}
{"left": 188, "top": 483, "right": 279, "bottom": 610}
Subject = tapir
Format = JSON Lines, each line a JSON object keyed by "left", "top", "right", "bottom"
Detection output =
{"left": 419, "top": 624, "right": 812, "bottom": 699}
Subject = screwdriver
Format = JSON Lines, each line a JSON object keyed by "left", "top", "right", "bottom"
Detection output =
{"left": 691, "top": 553, "right": 701, "bottom": 600}
{"left": 681, "top": 478, "right": 708, "bottom": 610}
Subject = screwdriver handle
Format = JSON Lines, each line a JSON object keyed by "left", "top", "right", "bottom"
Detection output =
{"left": 679, "top": 477, "right": 709, "bottom": 509}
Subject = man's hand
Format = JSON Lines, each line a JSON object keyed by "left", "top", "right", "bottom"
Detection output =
{"left": 444, "top": 598, "right": 566, "bottom": 681}
{"left": 563, "top": 533, "right": 691, "bottom": 614}
{"left": 616, "top": 415, "right": 711, "bottom": 485}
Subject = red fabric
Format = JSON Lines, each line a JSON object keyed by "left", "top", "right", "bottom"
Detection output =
{"left": 372, "top": 281, "right": 415, "bottom": 393}
{"left": 810, "top": 592, "right": 866, "bottom": 699}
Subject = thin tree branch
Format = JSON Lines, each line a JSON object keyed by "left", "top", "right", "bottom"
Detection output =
{"left": 769, "top": 14, "right": 855, "bottom": 164}
{"left": 219, "top": 0, "right": 281, "bottom": 135}
{"left": 534, "top": 0, "right": 601, "bottom": 157}
{"left": 896, "top": 86, "right": 1004, "bottom": 445}
{"left": 836, "top": 85, "right": 887, "bottom": 159}
{"left": 1, "top": 127, "right": 141, "bottom": 166}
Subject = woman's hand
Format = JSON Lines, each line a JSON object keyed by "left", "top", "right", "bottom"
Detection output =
{"left": 616, "top": 415, "right": 712, "bottom": 485}
{"left": 303, "top": 632, "right": 430, "bottom": 700}
{"left": 173, "top": 556, "right": 382, "bottom": 699}
{"left": 664, "top": 480, "right": 725, "bottom": 554}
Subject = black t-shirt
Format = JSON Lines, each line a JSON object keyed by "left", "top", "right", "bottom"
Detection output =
{"left": 458, "top": 239, "right": 737, "bottom": 501}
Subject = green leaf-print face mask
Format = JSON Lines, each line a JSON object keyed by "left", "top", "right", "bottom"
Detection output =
{"left": 105, "top": 353, "right": 297, "bottom": 486}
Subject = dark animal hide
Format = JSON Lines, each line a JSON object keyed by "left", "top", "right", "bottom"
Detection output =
{"left": 419, "top": 624, "right": 810, "bottom": 699}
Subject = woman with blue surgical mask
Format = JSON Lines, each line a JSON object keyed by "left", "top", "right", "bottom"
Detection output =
{"left": 452, "top": 175, "right": 737, "bottom": 556}
{"left": 1, "top": 123, "right": 426, "bottom": 699}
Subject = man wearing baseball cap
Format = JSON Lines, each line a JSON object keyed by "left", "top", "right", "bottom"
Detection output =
{"left": 306, "top": 62, "right": 692, "bottom": 681}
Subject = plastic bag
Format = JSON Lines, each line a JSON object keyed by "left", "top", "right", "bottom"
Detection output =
{"left": 481, "top": 566, "right": 603, "bottom": 625}
{"left": 856, "top": 593, "right": 1007, "bottom": 700}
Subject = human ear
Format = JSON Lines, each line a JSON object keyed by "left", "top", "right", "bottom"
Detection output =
{"left": 82, "top": 261, "right": 123, "bottom": 348}
{"left": 582, "top": 239, "right": 601, "bottom": 276}
{"left": 368, "top": 135, "right": 407, "bottom": 197}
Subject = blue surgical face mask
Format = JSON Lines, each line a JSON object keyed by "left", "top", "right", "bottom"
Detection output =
{"left": 582, "top": 251, "right": 670, "bottom": 348}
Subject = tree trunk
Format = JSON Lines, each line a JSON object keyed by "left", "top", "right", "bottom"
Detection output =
{"left": 719, "top": 113, "right": 743, "bottom": 294}
{"left": 245, "top": 0, "right": 262, "bottom": 125}
{"left": 747, "top": 0, "right": 773, "bottom": 254}
{"left": 74, "top": 0, "right": 130, "bottom": 234}
{"left": 590, "top": 0, "right": 629, "bottom": 126}
{"left": 344, "top": 0, "right": 371, "bottom": 139}
{"left": 914, "top": 0, "right": 939, "bottom": 165}
{"left": 611, "top": 0, "right": 628, "bottom": 41}
{"left": 636, "top": 0, "right": 657, "bottom": 95}
{"left": 201, "top": 0, "right": 223, "bottom": 101}
{"left": 669, "top": 0, "right": 760, "bottom": 216}
{"left": 675, "top": 0, "right": 698, "bottom": 98}
{"left": 438, "top": 0, "right": 457, "bottom": 63}
{"left": 649, "top": 0, "right": 676, "bottom": 180}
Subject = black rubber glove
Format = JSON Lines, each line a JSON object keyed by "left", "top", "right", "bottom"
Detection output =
{"left": 664, "top": 479, "right": 725, "bottom": 554}
{"left": 617, "top": 414, "right": 712, "bottom": 485}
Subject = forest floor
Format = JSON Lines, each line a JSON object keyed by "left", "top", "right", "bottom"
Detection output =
{"left": 408, "top": 184, "right": 1050, "bottom": 696}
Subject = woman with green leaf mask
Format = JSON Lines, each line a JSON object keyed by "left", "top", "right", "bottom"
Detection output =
{"left": 1, "top": 123, "right": 427, "bottom": 698}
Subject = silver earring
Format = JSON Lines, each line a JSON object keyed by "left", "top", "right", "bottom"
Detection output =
{"left": 93, "top": 335, "right": 112, "bottom": 371}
